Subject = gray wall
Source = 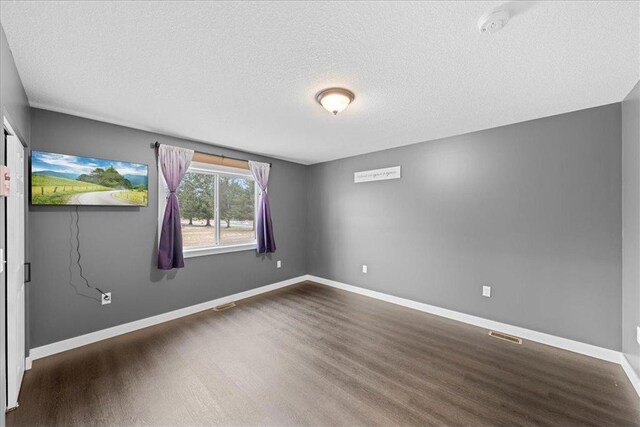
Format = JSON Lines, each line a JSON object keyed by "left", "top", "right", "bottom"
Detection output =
{"left": 28, "top": 108, "right": 308, "bottom": 348}
{"left": 308, "top": 103, "right": 622, "bottom": 350}
{"left": 623, "top": 80, "right": 640, "bottom": 376}
{"left": 1, "top": 24, "right": 31, "bottom": 422}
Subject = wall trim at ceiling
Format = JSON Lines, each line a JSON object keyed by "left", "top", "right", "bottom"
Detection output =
{"left": 28, "top": 102, "right": 307, "bottom": 165}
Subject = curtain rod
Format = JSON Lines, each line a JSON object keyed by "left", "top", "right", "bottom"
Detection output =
{"left": 154, "top": 141, "right": 272, "bottom": 167}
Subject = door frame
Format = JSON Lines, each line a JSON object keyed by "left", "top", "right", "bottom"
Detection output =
{"left": 3, "top": 115, "right": 27, "bottom": 411}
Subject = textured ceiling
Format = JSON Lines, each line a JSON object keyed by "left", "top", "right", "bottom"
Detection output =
{"left": 1, "top": 1, "right": 638, "bottom": 164}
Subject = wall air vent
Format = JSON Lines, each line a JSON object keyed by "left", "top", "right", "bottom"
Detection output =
{"left": 488, "top": 330, "right": 522, "bottom": 344}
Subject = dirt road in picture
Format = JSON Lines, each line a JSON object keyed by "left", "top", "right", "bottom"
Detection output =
{"left": 69, "top": 190, "right": 137, "bottom": 206}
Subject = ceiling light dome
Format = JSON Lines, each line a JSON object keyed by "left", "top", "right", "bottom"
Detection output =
{"left": 316, "top": 88, "right": 354, "bottom": 115}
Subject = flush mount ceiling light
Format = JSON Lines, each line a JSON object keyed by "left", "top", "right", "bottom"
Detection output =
{"left": 316, "top": 88, "right": 355, "bottom": 115}
{"left": 478, "top": 9, "right": 510, "bottom": 34}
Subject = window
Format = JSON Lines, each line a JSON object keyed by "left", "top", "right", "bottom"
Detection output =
{"left": 159, "top": 162, "right": 257, "bottom": 257}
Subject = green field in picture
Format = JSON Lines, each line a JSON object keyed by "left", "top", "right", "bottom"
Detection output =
{"left": 31, "top": 151, "right": 148, "bottom": 206}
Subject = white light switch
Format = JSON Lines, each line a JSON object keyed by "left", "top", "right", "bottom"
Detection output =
{"left": 276, "top": 260, "right": 282, "bottom": 269}
{"left": 362, "top": 265, "right": 368, "bottom": 273}
{"left": 637, "top": 326, "right": 640, "bottom": 345}
{"left": 482, "top": 285, "right": 491, "bottom": 297}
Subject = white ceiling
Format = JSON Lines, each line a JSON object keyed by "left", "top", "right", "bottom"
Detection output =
{"left": 1, "top": 1, "right": 638, "bottom": 165}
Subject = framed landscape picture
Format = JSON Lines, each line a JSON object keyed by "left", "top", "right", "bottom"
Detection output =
{"left": 31, "top": 150, "right": 148, "bottom": 206}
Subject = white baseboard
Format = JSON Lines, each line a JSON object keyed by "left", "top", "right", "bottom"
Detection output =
{"left": 621, "top": 354, "right": 640, "bottom": 398}
{"left": 25, "top": 356, "right": 32, "bottom": 371}
{"left": 306, "top": 275, "right": 621, "bottom": 364}
{"left": 27, "top": 273, "right": 640, "bottom": 399}
{"left": 307, "top": 275, "right": 640, "bottom": 398}
{"left": 28, "top": 275, "right": 307, "bottom": 362}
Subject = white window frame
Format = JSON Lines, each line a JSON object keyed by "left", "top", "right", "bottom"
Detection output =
{"left": 158, "top": 161, "right": 257, "bottom": 258}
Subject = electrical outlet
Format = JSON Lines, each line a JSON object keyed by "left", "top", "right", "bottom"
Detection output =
{"left": 482, "top": 285, "right": 491, "bottom": 297}
{"left": 102, "top": 292, "right": 111, "bottom": 305}
{"left": 637, "top": 326, "right": 640, "bottom": 345}
{"left": 362, "top": 265, "right": 368, "bottom": 273}
{"left": 276, "top": 260, "right": 282, "bottom": 269}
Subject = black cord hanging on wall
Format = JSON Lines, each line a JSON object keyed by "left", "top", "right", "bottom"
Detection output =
{"left": 74, "top": 206, "right": 110, "bottom": 302}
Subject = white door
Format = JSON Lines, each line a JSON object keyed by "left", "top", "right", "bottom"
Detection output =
{"left": 6, "top": 134, "right": 25, "bottom": 409}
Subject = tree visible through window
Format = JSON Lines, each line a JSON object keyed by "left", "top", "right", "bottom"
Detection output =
{"left": 176, "top": 169, "right": 256, "bottom": 250}
{"left": 219, "top": 176, "right": 255, "bottom": 245}
{"left": 180, "top": 172, "right": 215, "bottom": 227}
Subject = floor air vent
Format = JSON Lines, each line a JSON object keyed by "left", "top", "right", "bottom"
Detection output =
{"left": 488, "top": 330, "right": 522, "bottom": 344}
{"left": 213, "top": 302, "right": 236, "bottom": 312}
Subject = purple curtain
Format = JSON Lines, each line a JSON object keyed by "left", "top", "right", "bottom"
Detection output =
{"left": 248, "top": 161, "right": 276, "bottom": 253}
{"left": 158, "top": 145, "right": 194, "bottom": 270}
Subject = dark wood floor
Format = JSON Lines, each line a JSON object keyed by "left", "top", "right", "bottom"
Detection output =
{"left": 10, "top": 282, "right": 640, "bottom": 426}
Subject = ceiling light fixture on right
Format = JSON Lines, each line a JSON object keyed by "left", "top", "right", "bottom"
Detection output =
{"left": 316, "top": 87, "right": 355, "bottom": 115}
